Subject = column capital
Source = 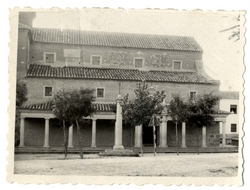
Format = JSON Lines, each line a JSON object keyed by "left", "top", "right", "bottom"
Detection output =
{"left": 44, "top": 117, "right": 50, "bottom": 120}
{"left": 92, "top": 118, "right": 97, "bottom": 121}
{"left": 116, "top": 94, "right": 123, "bottom": 104}
{"left": 161, "top": 117, "right": 167, "bottom": 122}
{"left": 20, "top": 116, "right": 25, "bottom": 119}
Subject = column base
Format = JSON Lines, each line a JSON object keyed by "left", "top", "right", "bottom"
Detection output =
{"left": 68, "top": 145, "right": 74, "bottom": 148}
{"left": 113, "top": 145, "right": 124, "bottom": 150}
{"left": 201, "top": 145, "right": 207, "bottom": 148}
{"left": 158, "top": 145, "right": 168, "bottom": 148}
{"left": 134, "top": 145, "right": 142, "bottom": 148}
{"left": 91, "top": 145, "right": 97, "bottom": 148}
{"left": 43, "top": 145, "right": 50, "bottom": 148}
{"left": 18, "top": 145, "right": 25, "bottom": 148}
{"left": 181, "top": 145, "right": 187, "bottom": 148}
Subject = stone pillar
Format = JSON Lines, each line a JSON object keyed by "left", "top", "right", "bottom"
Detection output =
{"left": 181, "top": 122, "right": 187, "bottom": 148}
{"left": 113, "top": 94, "right": 124, "bottom": 150}
{"left": 159, "top": 115, "right": 168, "bottom": 147}
{"left": 43, "top": 118, "right": 50, "bottom": 148}
{"left": 91, "top": 118, "right": 97, "bottom": 148}
{"left": 19, "top": 117, "right": 25, "bottom": 147}
{"left": 221, "top": 121, "right": 226, "bottom": 147}
{"left": 202, "top": 126, "right": 207, "bottom": 147}
{"left": 134, "top": 125, "right": 142, "bottom": 147}
{"left": 68, "top": 125, "right": 73, "bottom": 148}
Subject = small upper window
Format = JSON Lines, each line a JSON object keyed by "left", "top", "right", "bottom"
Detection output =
{"left": 190, "top": 91, "right": 196, "bottom": 101}
{"left": 96, "top": 88, "right": 104, "bottom": 98}
{"left": 45, "top": 53, "right": 55, "bottom": 63}
{"left": 92, "top": 56, "right": 101, "bottom": 65}
{"left": 231, "top": 124, "right": 237, "bottom": 132}
{"left": 173, "top": 61, "right": 182, "bottom": 70}
{"left": 44, "top": 86, "right": 53, "bottom": 97}
{"left": 134, "top": 58, "right": 143, "bottom": 68}
{"left": 230, "top": 105, "right": 237, "bottom": 114}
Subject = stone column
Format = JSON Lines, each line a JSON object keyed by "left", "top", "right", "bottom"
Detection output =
{"left": 91, "top": 118, "right": 97, "bottom": 148}
{"left": 181, "top": 122, "right": 187, "bottom": 148}
{"left": 68, "top": 125, "right": 73, "bottom": 148}
{"left": 113, "top": 94, "right": 124, "bottom": 150}
{"left": 43, "top": 118, "right": 50, "bottom": 148}
{"left": 221, "top": 121, "right": 226, "bottom": 147}
{"left": 134, "top": 125, "right": 142, "bottom": 147}
{"left": 19, "top": 117, "right": 25, "bottom": 147}
{"left": 159, "top": 115, "right": 168, "bottom": 147}
{"left": 202, "top": 126, "right": 207, "bottom": 147}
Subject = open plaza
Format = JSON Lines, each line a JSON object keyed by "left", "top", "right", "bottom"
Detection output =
{"left": 14, "top": 153, "right": 238, "bottom": 177}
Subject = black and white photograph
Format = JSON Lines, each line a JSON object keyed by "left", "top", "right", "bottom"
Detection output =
{"left": 6, "top": 7, "right": 246, "bottom": 186}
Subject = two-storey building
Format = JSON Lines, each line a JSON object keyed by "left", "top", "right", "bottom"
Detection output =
{"left": 16, "top": 12, "right": 229, "bottom": 151}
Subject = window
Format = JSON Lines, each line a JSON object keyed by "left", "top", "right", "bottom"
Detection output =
{"left": 230, "top": 105, "right": 237, "bottom": 114}
{"left": 173, "top": 61, "right": 182, "bottom": 70}
{"left": 134, "top": 58, "right": 143, "bottom": 68}
{"left": 44, "top": 53, "right": 56, "bottom": 63}
{"left": 92, "top": 56, "right": 101, "bottom": 65}
{"left": 190, "top": 91, "right": 196, "bottom": 101}
{"left": 44, "top": 86, "right": 53, "bottom": 97}
{"left": 231, "top": 124, "right": 237, "bottom": 132}
{"left": 96, "top": 88, "right": 104, "bottom": 98}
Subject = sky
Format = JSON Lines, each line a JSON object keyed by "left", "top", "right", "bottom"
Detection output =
{"left": 31, "top": 9, "right": 244, "bottom": 91}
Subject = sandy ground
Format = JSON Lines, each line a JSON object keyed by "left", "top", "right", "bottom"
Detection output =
{"left": 14, "top": 153, "right": 238, "bottom": 176}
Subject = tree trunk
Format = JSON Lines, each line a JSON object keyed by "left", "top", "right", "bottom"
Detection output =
{"left": 176, "top": 121, "right": 179, "bottom": 156}
{"left": 75, "top": 119, "right": 83, "bottom": 159}
{"left": 141, "top": 127, "right": 143, "bottom": 157}
{"left": 63, "top": 120, "right": 68, "bottom": 159}
{"left": 196, "top": 126, "right": 199, "bottom": 155}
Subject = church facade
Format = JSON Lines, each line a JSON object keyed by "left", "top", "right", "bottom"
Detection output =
{"left": 16, "top": 12, "right": 229, "bottom": 151}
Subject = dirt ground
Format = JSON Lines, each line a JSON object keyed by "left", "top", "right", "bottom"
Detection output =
{"left": 14, "top": 153, "right": 238, "bottom": 177}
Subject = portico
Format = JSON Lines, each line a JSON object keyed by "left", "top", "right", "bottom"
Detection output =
{"left": 18, "top": 101, "right": 229, "bottom": 150}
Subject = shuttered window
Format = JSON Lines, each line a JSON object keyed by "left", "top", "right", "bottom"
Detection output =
{"left": 92, "top": 56, "right": 101, "bottom": 65}
{"left": 45, "top": 53, "right": 55, "bottom": 63}
{"left": 173, "top": 61, "right": 181, "bottom": 70}
{"left": 135, "top": 58, "right": 143, "bottom": 68}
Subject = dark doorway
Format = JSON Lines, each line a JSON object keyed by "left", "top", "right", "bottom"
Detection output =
{"left": 142, "top": 124, "right": 158, "bottom": 146}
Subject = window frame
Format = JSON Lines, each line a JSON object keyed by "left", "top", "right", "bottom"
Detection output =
{"left": 44, "top": 52, "right": 56, "bottom": 63}
{"left": 172, "top": 60, "right": 182, "bottom": 70}
{"left": 231, "top": 123, "right": 237, "bottom": 132}
{"left": 133, "top": 57, "right": 144, "bottom": 68}
{"left": 91, "top": 55, "right": 102, "bottom": 65}
{"left": 189, "top": 90, "right": 197, "bottom": 101}
{"left": 43, "top": 86, "right": 53, "bottom": 98}
{"left": 230, "top": 105, "right": 237, "bottom": 114}
{"left": 96, "top": 87, "right": 105, "bottom": 99}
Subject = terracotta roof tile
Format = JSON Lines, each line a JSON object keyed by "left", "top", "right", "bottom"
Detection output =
{"left": 219, "top": 91, "right": 239, "bottom": 99}
{"left": 21, "top": 101, "right": 229, "bottom": 116}
{"left": 27, "top": 64, "right": 216, "bottom": 84}
{"left": 30, "top": 28, "right": 203, "bottom": 52}
{"left": 21, "top": 101, "right": 115, "bottom": 112}
{"left": 214, "top": 110, "right": 231, "bottom": 115}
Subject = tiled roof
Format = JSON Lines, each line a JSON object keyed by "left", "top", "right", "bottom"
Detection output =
{"left": 214, "top": 110, "right": 230, "bottom": 115}
{"left": 21, "top": 101, "right": 115, "bottom": 112}
{"left": 21, "top": 101, "right": 229, "bottom": 116}
{"left": 219, "top": 91, "right": 239, "bottom": 99}
{"left": 30, "top": 28, "right": 203, "bottom": 52}
{"left": 27, "top": 64, "right": 216, "bottom": 84}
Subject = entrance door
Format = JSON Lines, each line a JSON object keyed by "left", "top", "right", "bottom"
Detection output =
{"left": 142, "top": 125, "right": 158, "bottom": 146}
